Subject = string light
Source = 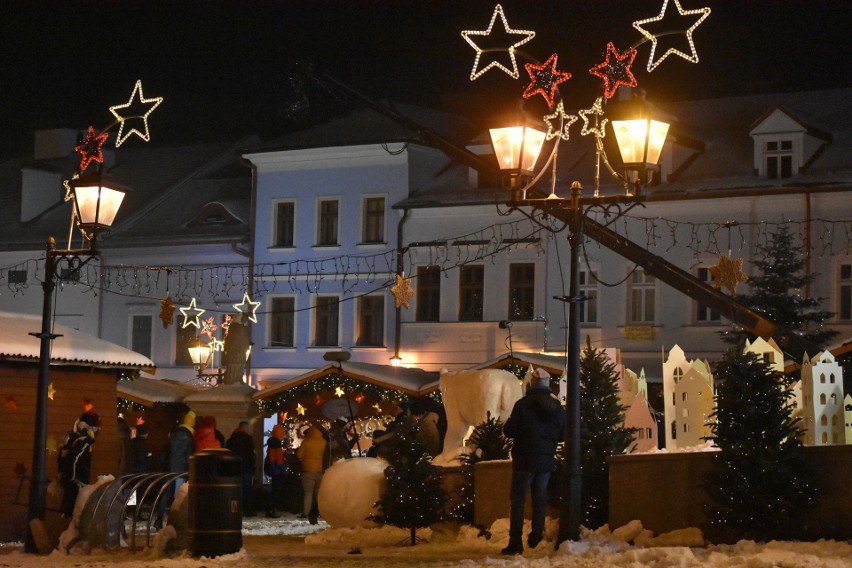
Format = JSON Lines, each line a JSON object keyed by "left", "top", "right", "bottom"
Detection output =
{"left": 179, "top": 297, "right": 205, "bottom": 329}
{"left": 461, "top": 4, "right": 536, "bottom": 81}
{"left": 522, "top": 53, "right": 571, "bottom": 109}
{"left": 210, "top": 338, "right": 225, "bottom": 352}
{"left": 200, "top": 316, "right": 218, "bottom": 340}
{"left": 543, "top": 101, "right": 578, "bottom": 141}
{"left": 579, "top": 97, "right": 609, "bottom": 138}
{"left": 588, "top": 42, "right": 638, "bottom": 100}
{"left": 74, "top": 126, "right": 109, "bottom": 172}
{"left": 108, "top": 79, "right": 164, "bottom": 147}
{"left": 632, "top": 0, "right": 711, "bottom": 72}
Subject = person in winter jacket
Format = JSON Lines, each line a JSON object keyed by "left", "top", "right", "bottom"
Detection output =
{"left": 296, "top": 425, "right": 328, "bottom": 524}
{"left": 58, "top": 418, "right": 96, "bottom": 517}
{"left": 193, "top": 415, "right": 222, "bottom": 451}
{"left": 328, "top": 417, "right": 359, "bottom": 462}
{"left": 501, "top": 369, "right": 565, "bottom": 555}
{"left": 226, "top": 420, "right": 257, "bottom": 516}
{"left": 156, "top": 409, "right": 196, "bottom": 527}
{"left": 265, "top": 424, "right": 288, "bottom": 518}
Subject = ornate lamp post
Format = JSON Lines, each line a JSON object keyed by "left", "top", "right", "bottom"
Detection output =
{"left": 187, "top": 341, "right": 225, "bottom": 385}
{"left": 27, "top": 171, "right": 126, "bottom": 549}
{"left": 490, "top": 98, "right": 669, "bottom": 543}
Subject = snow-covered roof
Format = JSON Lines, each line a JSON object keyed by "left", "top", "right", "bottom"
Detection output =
{"left": 116, "top": 377, "right": 201, "bottom": 406}
{"left": 184, "top": 381, "right": 257, "bottom": 403}
{"left": 254, "top": 362, "right": 440, "bottom": 401}
{"left": 0, "top": 311, "right": 155, "bottom": 369}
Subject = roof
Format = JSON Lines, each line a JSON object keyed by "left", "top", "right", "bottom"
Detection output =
{"left": 253, "top": 362, "right": 440, "bottom": 401}
{"left": 0, "top": 311, "right": 155, "bottom": 369}
{"left": 117, "top": 376, "right": 201, "bottom": 406}
{"left": 474, "top": 352, "right": 568, "bottom": 375}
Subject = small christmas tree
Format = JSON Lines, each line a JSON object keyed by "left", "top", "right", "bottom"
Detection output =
{"left": 371, "top": 416, "right": 447, "bottom": 545}
{"left": 580, "top": 338, "right": 637, "bottom": 530}
{"left": 722, "top": 226, "right": 837, "bottom": 349}
{"left": 452, "top": 412, "right": 512, "bottom": 524}
{"left": 704, "top": 348, "right": 817, "bottom": 542}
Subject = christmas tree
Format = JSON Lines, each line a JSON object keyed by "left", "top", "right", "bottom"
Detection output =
{"left": 452, "top": 412, "right": 512, "bottom": 524}
{"left": 371, "top": 415, "right": 447, "bottom": 545}
{"left": 704, "top": 348, "right": 817, "bottom": 542}
{"left": 579, "top": 338, "right": 637, "bottom": 530}
{"left": 722, "top": 226, "right": 837, "bottom": 349}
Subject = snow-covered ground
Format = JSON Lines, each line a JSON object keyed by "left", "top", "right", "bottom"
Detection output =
{"left": 2, "top": 512, "right": 851, "bottom": 567}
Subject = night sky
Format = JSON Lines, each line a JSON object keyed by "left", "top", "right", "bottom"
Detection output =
{"left": 2, "top": 0, "right": 850, "bottom": 158}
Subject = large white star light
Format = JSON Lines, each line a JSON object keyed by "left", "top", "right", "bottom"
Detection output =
{"left": 633, "top": 0, "right": 711, "bottom": 72}
{"left": 461, "top": 4, "right": 535, "bottom": 81}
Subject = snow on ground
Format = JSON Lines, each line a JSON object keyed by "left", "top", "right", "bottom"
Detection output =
{"left": 1, "top": 513, "right": 851, "bottom": 567}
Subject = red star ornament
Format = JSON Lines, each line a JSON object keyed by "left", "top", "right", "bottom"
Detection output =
{"left": 75, "top": 126, "right": 110, "bottom": 173}
{"left": 523, "top": 53, "right": 571, "bottom": 109}
{"left": 589, "top": 42, "right": 638, "bottom": 100}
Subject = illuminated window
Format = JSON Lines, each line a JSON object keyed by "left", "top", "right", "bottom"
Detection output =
{"left": 508, "top": 263, "right": 535, "bottom": 320}
{"left": 174, "top": 324, "right": 196, "bottom": 366}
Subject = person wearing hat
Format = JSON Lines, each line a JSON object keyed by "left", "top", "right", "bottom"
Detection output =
{"left": 501, "top": 368, "right": 565, "bottom": 555}
{"left": 57, "top": 418, "right": 97, "bottom": 517}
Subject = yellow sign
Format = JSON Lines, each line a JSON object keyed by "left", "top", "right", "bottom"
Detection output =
{"left": 624, "top": 326, "right": 654, "bottom": 341}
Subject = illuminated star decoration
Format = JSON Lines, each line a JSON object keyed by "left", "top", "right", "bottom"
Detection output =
{"left": 108, "top": 79, "right": 164, "bottom": 147}
{"left": 179, "top": 297, "right": 206, "bottom": 329}
{"left": 48, "top": 382, "right": 56, "bottom": 401}
{"left": 461, "top": 3, "right": 535, "bottom": 81}
{"left": 372, "top": 403, "right": 383, "bottom": 413}
{"left": 5, "top": 396, "right": 17, "bottom": 412}
{"left": 708, "top": 253, "right": 748, "bottom": 293}
{"left": 46, "top": 436, "right": 59, "bottom": 455}
{"left": 589, "top": 42, "right": 639, "bottom": 100}
{"left": 523, "top": 53, "right": 571, "bottom": 109}
{"left": 543, "top": 101, "right": 578, "bottom": 141}
{"left": 233, "top": 292, "right": 261, "bottom": 323}
{"left": 221, "top": 314, "right": 233, "bottom": 337}
{"left": 633, "top": 0, "right": 711, "bottom": 72}
{"left": 391, "top": 273, "right": 415, "bottom": 309}
{"left": 159, "top": 296, "right": 175, "bottom": 329}
{"left": 296, "top": 403, "right": 306, "bottom": 416}
{"left": 579, "top": 97, "right": 609, "bottom": 138}
{"left": 334, "top": 386, "right": 346, "bottom": 398}
{"left": 200, "top": 316, "right": 219, "bottom": 340}
{"left": 210, "top": 338, "right": 225, "bottom": 352}
{"left": 74, "top": 126, "right": 110, "bottom": 173}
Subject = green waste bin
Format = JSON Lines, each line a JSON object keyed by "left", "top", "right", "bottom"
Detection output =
{"left": 188, "top": 448, "right": 242, "bottom": 557}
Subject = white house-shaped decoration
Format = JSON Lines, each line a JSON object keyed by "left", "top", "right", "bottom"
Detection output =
{"left": 663, "top": 345, "right": 714, "bottom": 450}
{"left": 798, "top": 351, "right": 846, "bottom": 446}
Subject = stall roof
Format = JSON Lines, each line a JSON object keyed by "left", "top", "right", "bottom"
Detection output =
{"left": 116, "top": 377, "right": 201, "bottom": 407}
{"left": 474, "top": 352, "right": 568, "bottom": 375}
{"left": 254, "top": 362, "right": 440, "bottom": 401}
{"left": 0, "top": 311, "right": 155, "bottom": 370}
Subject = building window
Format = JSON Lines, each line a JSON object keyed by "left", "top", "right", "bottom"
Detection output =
{"left": 174, "top": 324, "right": 196, "bottom": 366}
{"left": 840, "top": 262, "right": 852, "bottom": 321}
{"left": 509, "top": 263, "right": 535, "bottom": 320}
{"left": 579, "top": 268, "right": 598, "bottom": 324}
{"left": 628, "top": 268, "right": 656, "bottom": 323}
{"left": 269, "top": 296, "right": 295, "bottom": 347}
{"left": 7, "top": 269, "right": 27, "bottom": 284}
{"left": 766, "top": 139, "right": 793, "bottom": 179}
{"left": 357, "top": 296, "right": 385, "bottom": 346}
{"left": 131, "top": 315, "right": 152, "bottom": 358}
{"left": 459, "top": 265, "right": 484, "bottom": 321}
{"left": 274, "top": 201, "right": 295, "bottom": 247}
{"left": 416, "top": 265, "right": 441, "bottom": 322}
{"left": 317, "top": 199, "right": 339, "bottom": 246}
{"left": 313, "top": 296, "right": 339, "bottom": 346}
{"left": 695, "top": 267, "right": 721, "bottom": 323}
{"left": 362, "top": 197, "right": 385, "bottom": 244}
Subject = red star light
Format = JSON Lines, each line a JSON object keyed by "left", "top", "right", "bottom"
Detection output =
{"left": 75, "top": 126, "right": 109, "bottom": 173}
{"left": 589, "top": 42, "right": 638, "bottom": 100}
{"left": 523, "top": 53, "right": 571, "bottom": 109}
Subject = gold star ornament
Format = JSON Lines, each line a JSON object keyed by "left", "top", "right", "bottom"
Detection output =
{"left": 708, "top": 253, "right": 748, "bottom": 293}
{"left": 391, "top": 273, "right": 415, "bottom": 309}
{"left": 334, "top": 386, "right": 346, "bottom": 398}
{"left": 160, "top": 296, "right": 176, "bottom": 329}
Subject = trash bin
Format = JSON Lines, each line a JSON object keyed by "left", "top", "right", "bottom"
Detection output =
{"left": 188, "top": 448, "right": 242, "bottom": 557}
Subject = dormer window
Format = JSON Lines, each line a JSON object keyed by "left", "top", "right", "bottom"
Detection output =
{"left": 765, "top": 140, "right": 793, "bottom": 179}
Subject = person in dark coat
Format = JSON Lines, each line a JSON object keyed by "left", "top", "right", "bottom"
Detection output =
{"left": 501, "top": 368, "right": 565, "bottom": 555}
{"left": 226, "top": 420, "right": 257, "bottom": 516}
{"left": 58, "top": 418, "right": 96, "bottom": 517}
{"left": 130, "top": 416, "right": 150, "bottom": 474}
{"left": 328, "top": 417, "right": 360, "bottom": 462}
{"left": 156, "top": 409, "right": 196, "bottom": 527}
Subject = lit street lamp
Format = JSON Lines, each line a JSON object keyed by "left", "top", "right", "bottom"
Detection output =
{"left": 188, "top": 340, "right": 225, "bottom": 385}
{"left": 27, "top": 171, "right": 126, "bottom": 551}
{"left": 490, "top": 95, "right": 669, "bottom": 543}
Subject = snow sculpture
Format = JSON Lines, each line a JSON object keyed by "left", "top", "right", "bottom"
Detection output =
{"left": 317, "top": 456, "right": 387, "bottom": 528}
{"left": 432, "top": 368, "right": 523, "bottom": 466}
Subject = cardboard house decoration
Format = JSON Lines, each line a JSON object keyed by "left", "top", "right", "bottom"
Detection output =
{"left": 662, "top": 345, "right": 714, "bottom": 450}
{"left": 797, "top": 351, "right": 846, "bottom": 446}
{"left": 601, "top": 348, "right": 659, "bottom": 452}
